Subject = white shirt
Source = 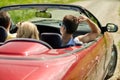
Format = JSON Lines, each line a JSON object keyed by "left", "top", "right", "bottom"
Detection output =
{"left": 66, "top": 37, "right": 83, "bottom": 46}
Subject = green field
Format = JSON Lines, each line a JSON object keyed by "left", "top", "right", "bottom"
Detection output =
{"left": 0, "top": 0, "right": 81, "bottom": 7}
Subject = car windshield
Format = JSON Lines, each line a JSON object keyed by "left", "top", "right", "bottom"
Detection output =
{"left": 8, "top": 8, "right": 81, "bottom": 24}
{"left": 0, "top": 5, "right": 94, "bottom": 33}
{"left": 7, "top": 7, "right": 91, "bottom": 32}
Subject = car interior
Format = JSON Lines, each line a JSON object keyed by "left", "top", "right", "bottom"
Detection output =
{"left": 8, "top": 21, "right": 93, "bottom": 49}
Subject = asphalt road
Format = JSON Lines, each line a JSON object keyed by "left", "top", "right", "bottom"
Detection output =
{"left": 72, "top": 0, "right": 120, "bottom": 80}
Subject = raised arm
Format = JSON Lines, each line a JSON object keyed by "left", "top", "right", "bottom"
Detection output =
{"left": 76, "top": 15, "right": 101, "bottom": 43}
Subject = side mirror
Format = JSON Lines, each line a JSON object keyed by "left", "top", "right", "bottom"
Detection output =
{"left": 35, "top": 11, "right": 52, "bottom": 18}
{"left": 106, "top": 23, "right": 118, "bottom": 32}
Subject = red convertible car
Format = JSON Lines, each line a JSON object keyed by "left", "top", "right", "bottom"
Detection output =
{"left": 0, "top": 4, "right": 118, "bottom": 80}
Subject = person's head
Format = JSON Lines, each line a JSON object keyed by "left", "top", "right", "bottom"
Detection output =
{"left": 60, "top": 15, "right": 79, "bottom": 35}
{"left": 0, "top": 11, "right": 11, "bottom": 30}
{"left": 16, "top": 21, "right": 39, "bottom": 40}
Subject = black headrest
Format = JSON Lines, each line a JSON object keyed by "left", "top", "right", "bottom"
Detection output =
{"left": 41, "top": 33, "right": 62, "bottom": 49}
{"left": 0, "top": 26, "right": 7, "bottom": 42}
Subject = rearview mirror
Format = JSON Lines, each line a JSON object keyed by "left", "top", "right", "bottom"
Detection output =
{"left": 35, "top": 11, "right": 52, "bottom": 18}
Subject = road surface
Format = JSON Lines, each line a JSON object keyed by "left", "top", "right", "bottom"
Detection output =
{"left": 71, "top": 0, "right": 120, "bottom": 80}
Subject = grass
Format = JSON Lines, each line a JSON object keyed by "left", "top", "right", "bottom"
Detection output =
{"left": 0, "top": 0, "right": 81, "bottom": 7}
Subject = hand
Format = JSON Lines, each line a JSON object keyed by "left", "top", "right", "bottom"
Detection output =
{"left": 78, "top": 15, "right": 88, "bottom": 23}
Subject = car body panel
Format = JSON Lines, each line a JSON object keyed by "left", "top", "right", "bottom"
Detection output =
{"left": 0, "top": 34, "right": 112, "bottom": 80}
{"left": 63, "top": 35, "right": 108, "bottom": 80}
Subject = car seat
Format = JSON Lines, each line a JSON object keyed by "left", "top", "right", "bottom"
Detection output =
{"left": 41, "top": 33, "right": 62, "bottom": 49}
{"left": 0, "top": 26, "right": 8, "bottom": 42}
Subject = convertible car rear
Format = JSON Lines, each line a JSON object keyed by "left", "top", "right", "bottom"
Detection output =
{"left": 0, "top": 4, "right": 118, "bottom": 80}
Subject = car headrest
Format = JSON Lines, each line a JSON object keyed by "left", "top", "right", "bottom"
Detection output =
{"left": 0, "top": 26, "right": 8, "bottom": 42}
{"left": 41, "top": 33, "right": 62, "bottom": 49}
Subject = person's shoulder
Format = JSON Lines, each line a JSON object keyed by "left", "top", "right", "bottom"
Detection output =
{"left": 12, "top": 33, "right": 17, "bottom": 37}
{"left": 6, "top": 33, "right": 16, "bottom": 40}
{"left": 74, "top": 37, "right": 83, "bottom": 45}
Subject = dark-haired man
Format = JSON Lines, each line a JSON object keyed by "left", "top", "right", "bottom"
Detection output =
{"left": 60, "top": 15, "right": 101, "bottom": 46}
{"left": 60, "top": 15, "right": 79, "bottom": 46}
{"left": 0, "top": 11, "right": 16, "bottom": 40}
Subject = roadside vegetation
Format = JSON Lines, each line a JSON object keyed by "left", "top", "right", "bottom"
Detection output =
{"left": 0, "top": 0, "right": 81, "bottom": 7}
